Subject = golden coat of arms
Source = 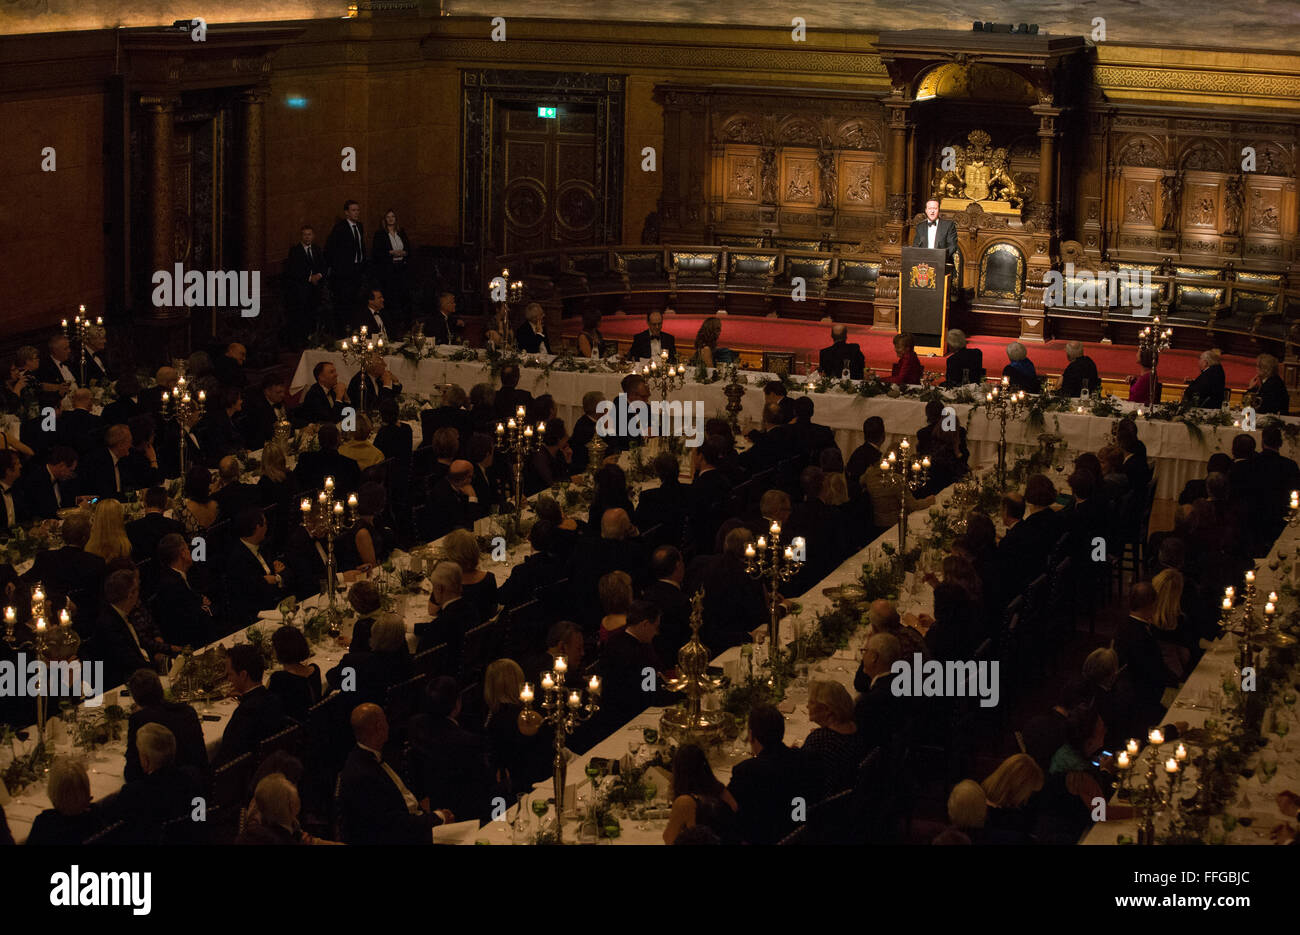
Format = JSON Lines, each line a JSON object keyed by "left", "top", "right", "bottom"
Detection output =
{"left": 932, "top": 129, "right": 1022, "bottom": 217}
{"left": 910, "top": 262, "right": 937, "bottom": 289}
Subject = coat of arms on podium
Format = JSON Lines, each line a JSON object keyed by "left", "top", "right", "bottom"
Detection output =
{"left": 910, "top": 262, "right": 937, "bottom": 289}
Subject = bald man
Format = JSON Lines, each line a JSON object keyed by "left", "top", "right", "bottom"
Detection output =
{"left": 424, "top": 458, "right": 484, "bottom": 541}
{"left": 415, "top": 561, "right": 479, "bottom": 668}
{"left": 55, "top": 386, "right": 105, "bottom": 455}
{"left": 338, "top": 703, "right": 453, "bottom": 844}
{"left": 817, "top": 323, "right": 865, "bottom": 379}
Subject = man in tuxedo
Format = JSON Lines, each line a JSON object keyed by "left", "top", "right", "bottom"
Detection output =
{"left": 694, "top": 528, "right": 766, "bottom": 652}
{"left": 339, "top": 704, "right": 453, "bottom": 845}
{"left": 419, "top": 385, "right": 471, "bottom": 456}
{"left": 284, "top": 225, "right": 328, "bottom": 345}
{"left": 210, "top": 343, "right": 246, "bottom": 393}
{"left": 80, "top": 423, "right": 157, "bottom": 499}
{"left": 995, "top": 474, "right": 1064, "bottom": 604}
{"left": 325, "top": 199, "right": 367, "bottom": 331}
{"left": 346, "top": 356, "right": 402, "bottom": 417}
{"left": 239, "top": 374, "right": 290, "bottom": 451}
{"left": 423, "top": 460, "right": 483, "bottom": 542}
{"left": 113, "top": 723, "right": 203, "bottom": 843}
{"left": 628, "top": 309, "right": 677, "bottom": 362}
{"left": 786, "top": 466, "right": 850, "bottom": 594}
{"left": 817, "top": 324, "right": 865, "bottom": 379}
{"left": 123, "top": 668, "right": 208, "bottom": 783}
{"left": 0, "top": 450, "right": 26, "bottom": 529}
{"left": 913, "top": 198, "right": 959, "bottom": 262}
{"left": 150, "top": 533, "right": 213, "bottom": 649}
{"left": 414, "top": 562, "right": 480, "bottom": 666}
{"left": 34, "top": 334, "right": 77, "bottom": 407}
{"left": 1058, "top": 341, "right": 1101, "bottom": 398}
{"left": 126, "top": 487, "right": 184, "bottom": 562}
{"left": 101, "top": 373, "right": 143, "bottom": 429}
{"left": 295, "top": 361, "right": 349, "bottom": 426}
{"left": 18, "top": 446, "right": 78, "bottom": 519}
{"left": 466, "top": 433, "right": 501, "bottom": 513}
{"left": 728, "top": 703, "right": 816, "bottom": 845}
{"left": 213, "top": 644, "right": 287, "bottom": 767}
{"left": 227, "top": 509, "right": 289, "bottom": 628}
{"left": 688, "top": 437, "right": 733, "bottom": 556}
{"left": 641, "top": 546, "right": 692, "bottom": 662}
{"left": 789, "top": 396, "right": 836, "bottom": 457}
{"left": 853, "top": 632, "right": 905, "bottom": 756}
{"left": 55, "top": 388, "right": 104, "bottom": 456}
{"left": 83, "top": 326, "right": 111, "bottom": 384}
{"left": 598, "top": 601, "right": 674, "bottom": 722}
{"left": 1256, "top": 424, "right": 1300, "bottom": 535}
{"left": 634, "top": 453, "right": 688, "bottom": 548}
{"left": 282, "top": 518, "right": 330, "bottom": 601}
{"left": 26, "top": 513, "right": 105, "bottom": 624}
{"left": 568, "top": 391, "right": 603, "bottom": 474}
{"left": 737, "top": 403, "right": 792, "bottom": 476}
{"left": 514, "top": 302, "right": 551, "bottom": 354}
{"left": 357, "top": 288, "right": 394, "bottom": 343}
{"left": 87, "top": 569, "right": 156, "bottom": 690}
{"left": 295, "top": 423, "right": 361, "bottom": 495}
{"left": 210, "top": 457, "right": 257, "bottom": 522}
{"left": 196, "top": 387, "right": 245, "bottom": 460}
{"left": 408, "top": 677, "right": 492, "bottom": 822}
{"left": 492, "top": 364, "right": 534, "bottom": 426}
{"left": 425, "top": 292, "right": 464, "bottom": 346}
{"left": 498, "top": 521, "right": 567, "bottom": 608}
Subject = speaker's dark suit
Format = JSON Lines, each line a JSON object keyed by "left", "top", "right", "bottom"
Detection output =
{"left": 238, "top": 391, "right": 288, "bottom": 451}
{"left": 225, "top": 540, "right": 287, "bottom": 627}
{"left": 295, "top": 383, "right": 347, "bottom": 426}
{"left": 86, "top": 605, "right": 154, "bottom": 690}
{"left": 912, "top": 218, "right": 959, "bottom": 261}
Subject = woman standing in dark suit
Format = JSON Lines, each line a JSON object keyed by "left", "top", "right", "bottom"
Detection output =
{"left": 372, "top": 210, "right": 412, "bottom": 328}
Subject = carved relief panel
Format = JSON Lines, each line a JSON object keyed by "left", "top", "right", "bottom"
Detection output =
{"left": 782, "top": 152, "right": 817, "bottom": 205}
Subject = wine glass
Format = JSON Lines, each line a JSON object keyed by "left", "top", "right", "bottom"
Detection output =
{"left": 1269, "top": 552, "right": 1282, "bottom": 575}
{"left": 531, "top": 797, "right": 550, "bottom": 838}
{"left": 637, "top": 781, "right": 658, "bottom": 831}
{"left": 1275, "top": 717, "right": 1290, "bottom": 752}
{"left": 584, "top": 761, "right": 602, "bottom": 795}
{"left": 642, "top": 727, "right": 659, "bottom": 747}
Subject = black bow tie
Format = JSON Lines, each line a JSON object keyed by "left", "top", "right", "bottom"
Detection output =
{"left": 928, "top": 221, "right": 937, "bottom": 226}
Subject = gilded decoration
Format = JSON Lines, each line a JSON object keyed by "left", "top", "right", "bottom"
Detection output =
{"left": 933, "top": 129, "right": 1021, "bottom": 217}
{"left": 977, "top": 242, "right": 1025, "bottom": 299}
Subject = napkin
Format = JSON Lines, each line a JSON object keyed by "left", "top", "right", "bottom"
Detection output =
{"left": 432, "top": 820, "right": 481, "bottom": 845}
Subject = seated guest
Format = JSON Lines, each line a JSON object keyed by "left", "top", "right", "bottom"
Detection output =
{"left": 214, "top": 643, "right": 287, "bottom": 767}
{"left": 1097, "top": 445, "right": 1130, "bottom": 499}
{"left": 944, "top": 329, "right": 984, "bottom": 387}
{"left": 853, "top": 632, "right": 904, "bottom": 756}
{"left": 256, "top": 443, "right": 296, "bottom": 550}
{"left": 212, "top": 342, "right": 246, "bottom": 391}
{"left": 150, "top": 533, "right": 213, "bottom": 648}
{"left": 597, "top": 570, "right": 633, "bottom": 645}
{"left": 483, "top": 659, "right": 552, "bottom": 798}
{"left": 357, "top": 288, "right": 394, "bottom": 344}
{"left": 576, "top": 307, "right": 605, "bottom": 358}
{"left": 374, "top": 398, "right": 413, "bottom": 463}
{"left": 26, "top": 513, "right": 105, "bottom": 623}
{"left": 296, "top": 361, "right": 349, "bottom": 426}
{"left": 634, "top": 453, "right": 688, "bottom": 547}
{"left": 737, "top": 402, "right": 791, "bottom": 475}
{"left": 0, "top": 450, "right": 27, "bottom": 530}
{"left": 408, "top": 676, "right": 492, "bottom": 822}
{"left": 346, "top": 356, "right": 402, "bottom": 415}
{"left": 1182, "top": 348, "right": 1227, "bottom": 408}
{"left": 1249, "top": 352, "right": 1289, "bottom": 415}
{"left": 339, "top": 703, "right": 452, "bottom": 844}
{"left": 597, "top": 600, "right": 674, "bottom": 726}
{"left": 113, "top": 723, "right": 202, "bottom": 842}
{"left": 239, "top": 374, "right": 290, "bottom": 450}
{"left": 1115, "top": 418, "right": 1151, "bottom": 493}
{"left": 345, "top": 580, "right": 382, "bottom": 653}
{"left": 124, "top": 668, "right": 208, "bottom": 782}
{"left": 698, "top": 528, "right": 766, "bottom": 652}
{"left": 326, "top": 614, "right": 412, "bottom": 709}
{"left": 86, "top": 497, "right": 133, "bottom": 564}
{"left": 818, "top": 323, "right": 865, "bottom": 379}
{"left": 801, "top": 680, "right": 866, "bottom": 801}
{"left": 88, "top": 568, "right": 155, "bottom": 688}
{"left": 1058, "top": 341, "right": 1100, "bottom": 398}
{"left": 468, "top": 383, "right": 498, "bottom": 435}
{"left": 861, "top": 455, "right": 935, "bottom": 531}
{"left": 922, "top": 582, "right": 979, "bottom": 662}
{"left": 846, "top": 416, "right": 886, "bottom": 502}
{"left": 424, "top": 426, "right": 461, "bottom": 485}
{"left": 1001, "top": 342, "right": 1039, "bottom": 393}
{"left": 25, "top": 758, "right": 102, "bottom": 845}
{"left": 589, "top": 462, "right": 636, "bottom": 529}
{"left": 663, "top": 743, "right": 739, "bottom": 845}
{"left": 691, "top": 316, "right": 735, "bottom": 368}
{"left": 995, "top": 474, "right": 1062, "bottom": 602}
{"left": 492, "top": 364, "right": 534, "bottom": 425}
{"left": 786, "top": 466, "right": 850, "bottom": 592}
{"left": 483, "top": 301, "right": 513, "bottom": 350}
{"left": 498, "top": 520, "right": 567, "bottom": 609}
{"left": 568, "top": 390, "right": 603, "bottom": 474}
{"left": 790, "top": 396, "right": 836, "bottom": 457}
{"left": 1177, "top": 452, "right": 1232, "bottom": 505}
{"left": 932, "top": 780, "right": 996, "bottom": 845}
{"left": 213, "top": 455, "right": 259, "bottom": 522}
{"left": 573, "top": 508, "right": 646, "bottom": 626}
{"left": 420, "top": 385, "right": 472, "bottom": 457}
{"left": 524, "top": 418, "right": 571, "bottom": 494}
{"left": 336, "top": 482, "right": 394, "bottom": 574}
{"left": 1255, "top": 424, "right": 1300, "bottom": 534}
{"left": 629, "top": 308, "right": 677, "bottom": 362}
{"left": 522, "top": 620, "right": 586, "bottom": 692}
{"left": 425, "top": 291, "right": 464, "bottom": 346}
{"left": 1127, "top": 347, "right": 1157, "bottom": 403}
{"left": 819, "top": 448, "right": 850, "bottom": 507}
{"left": 981, "top": 753, "right": 1045, "bottom": 841}
{"left": 415, "top": 562, "right": 479, "bottom": 668}
{"left": 688, "top": 437, "right": 733, "bottom": 555}
{"left": 536, "top": 494, "right": 582, "bottom": 553}
{"left": 852, "top": 601, "right": 926, "bottom": 687}
{"left": 435, "top": 529, "right": 495, "bottom": 622}
{"left": 424, "top": 459, "right": 483, "bottom": 541}
{"left": 889, "top": 332, "right": 922, "bottom": 386}
{"left": 514, "top": 302, "right": 551, "bottom": 354}
{"left": 227, "top": 509, "right": 289, "bottom": 628}
{"left": 34, "top": 334, "right": 78, "bottom": 407}
{"left": 1038, "top": 704, "right": 1114, "bottom": 842}
{"left": 237, "top": 773, "right": 331, "bottom": 845}
{"left": 728, "top": 704, "right": 814, "bottom": 845}
{"left": 80, "top": 423, "right": 155, "bottom": 499}
{"left": 642, "top": 545, "right": 691, "bottom": 662}
{"left": 196, "top": 387, "right": 245, "bottom": 460}
{"left": 17, "top": 445, "right": 79, "bottom": 519}
{"left": 55, "top": 387, "right": 104, "bottom": 456}
{"left": 295, "top": 423, "right": 361, "bottom": 495}
{"left": 1114, "top": 582, "right": 1181, "bottom": 725}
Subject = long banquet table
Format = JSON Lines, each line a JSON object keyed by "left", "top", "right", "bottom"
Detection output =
{"left": 291, "top": 345, "right": 1300, "bottom": 501}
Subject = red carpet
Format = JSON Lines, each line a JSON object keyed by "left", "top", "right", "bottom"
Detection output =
{"left": 562, "top": 312, "right": 1257, "bottom": 387}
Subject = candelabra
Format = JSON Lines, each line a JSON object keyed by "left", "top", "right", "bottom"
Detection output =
{"left": 1288, "top": 490, "right": 1300, "bottom": 528}
{"left": 498, "top": 267, "right": 526, "bottom": 305}
{"left": 660, "top": 590, "right": 726, "bottom": 745}
{"left": 722, "top": 366, "right": 747, "bottom": 435}
{"left": 518, "top": 656, "right": 600, "bottom": 842}
{"left": 299, "top": 476, "right": 357, "bottom": 637}
{"left": 1137, "top": 317, "right": 1173, "bottom": 410}
{"left": 743, "top": 520, "right": 805, "bottom": 697}
{"left": 586, "top": 433, "right": 606, "bottom": 478}
{"left": 495, "top": 406, "right": 545, "bottom": 522}
{"left": 4, "top": 584, "right": 80, "bottom": 749}
{"left": 1132, "top": 728, "right": 1185, "bottom": 844}
{"left": 340, "top": 326, "right": 386, "bottom": 413}
{"left": 877, "top": 438, "right": 930, "bottom": 554}
{"left": 982, "top": 376, "right": 1027, "bottom": 489}
{"left": 640, "top": 351, "right": 686, "bottom": 448}
{"left": 61, "top": 305, "right": 103, "bottom": 387}
{"left": 160, "top": 374, "right": 205, "bottom": 481}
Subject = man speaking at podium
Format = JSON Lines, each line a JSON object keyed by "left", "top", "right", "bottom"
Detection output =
{"left": 914, "top": 199, "right": 958, "bottom": 259}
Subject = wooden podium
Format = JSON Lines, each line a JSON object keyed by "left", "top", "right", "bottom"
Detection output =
{"left": 900, "top": 246, "right": 950, "bottom": 356}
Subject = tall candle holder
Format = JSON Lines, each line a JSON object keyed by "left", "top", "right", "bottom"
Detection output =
{"left": 61, "top": 305, "right": 103, "bottom": 387}
{"left": 517, "top": 657, "right": 600, "bottom": 842}
{"left": 660, "top": 590, "right": 726, "bottom": 744}
{"left": 640, "top": 352, "right": 686, "bottom": 449}
{"left": 495, "top": 406, "right": 544, "bottom": 522}
{"left": 299, "top": 476, "right": 357, "bottom": 637}
{"left": 982, "top": 377, "right": 1027, "bottom": 490}
{"left": 1134, "top": 727, "right": 1183, "bottom": 845}
{"left": 743, "top": 521, "right": 805, "bottom": 697}
{"left": 877, "top": 437, "right": 930, "bottom": 555}
{"left": 160, "top": 373, "right": 205, "bottom": 481}
{"left": 1137, "top": 317, "right": 1173, "bottom": 411}
{"left": 4, "top": 584, "right": 81, "bottom": 749}
{"left": 340, "top": 326, "right": 386, "bottom": 414}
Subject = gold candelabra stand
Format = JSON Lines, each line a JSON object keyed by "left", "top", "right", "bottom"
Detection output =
{"left": 660, "top": 590, "right": 726, "bottom": 744}
{"left": 160, "top": 373, "right": 205, "bottom": 481}
{"left": 743, "top": 521, "right": 805, "bottom": 697}
{"left": 982, "top": 376, "right": 1027, "bottom": 489}
{"left": 877, "top": 437, "right": 930, "bottom": 554}
{"left": 518, "top": 656, "right": 601, "bottom": 841}
{"left": 1137, "top": 317, "right": 1173, "bottom": 411}
{"left": 4, "top": 584, "right": 81, "bottom": 749}
{"left": 61, "top": 305, "right": 103, "bottom": 386}
{"left": 495, "top": 406, "right": 544, "bottom": 522}
{"left": 340, "top": 326, "right": 386, "bottom": 414}
{"left": 299, "top": 476, "right": 357, "bottom": 637}
{"left": 1129, "top": 728, "right": 1186, "bottom": 844}
{"left": 640, "top": 352, "right": 686, "bottom": 450}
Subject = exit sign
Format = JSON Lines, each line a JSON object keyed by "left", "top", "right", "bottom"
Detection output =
{"left": 537, "top": 106, "right": 557, "bottom": 118}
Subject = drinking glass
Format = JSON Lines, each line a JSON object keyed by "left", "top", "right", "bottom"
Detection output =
{"left": 1275, "top": 717, "right": 1290, "bottom": 752}
{"left": 642, "top": 727, "right": 659, "bottom": 747}
{"left": 531, "top": 797, "right": 550, "bottom": 837}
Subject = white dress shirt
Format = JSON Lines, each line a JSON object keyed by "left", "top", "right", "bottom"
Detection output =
{"left": 387, "top": 230, "right": 404, "bottom": 261}
{"left": 55, "top": 359, "right": 77, "bottom": 385}
{"left": 926, "top": 221, "right": 938, "bottom": 249}
{"left": 366, "top": 307, "right": 389, "bottom": 343}
{"left": 0, "top": 483, "right": 14, "bottom": 525}
{"left": 650, "top": 336, "right": 662, "bottom": 359}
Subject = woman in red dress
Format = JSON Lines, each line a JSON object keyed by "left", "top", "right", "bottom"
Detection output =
{"left": 890, "top": 333, "right": 923, "bottom": 386}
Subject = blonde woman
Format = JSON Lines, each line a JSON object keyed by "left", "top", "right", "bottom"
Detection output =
{"left": 86, "top": 497, "right": 132, "bottom": 563}
{"left": 981, "top": 753, "right": 1044, "bottom": 839}
{"left": 27, "top": 757, "right": 101, "bottom": 844}
{"left": 597, "top": 569, "right": 632, "bottom": 645}
{"left": 934, "top": 779, "right": 987, "bottom": 844}
{"left": 801, "top": 680, "right": 865, "bottom": 798}
{"left": 442, "top": 528, "right": 498, "bottom": 622}
{"left": 339, "top": 413, "right": 384, "bottom": 470}
{"left": 483, "top": 658, "right": 547, "bottom": 798}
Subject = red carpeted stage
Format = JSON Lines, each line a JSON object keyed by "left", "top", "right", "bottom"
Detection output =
{"left": 560, "top": 312, "right": 1258, "bottom": 390}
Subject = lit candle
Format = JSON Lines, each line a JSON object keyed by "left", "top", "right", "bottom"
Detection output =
{"left": 1165, "top": 757, "right": 1179, "bottom": 775}
{"left": 3, "top": 607, "right": 13, "bottom": 625}
{"left": 744, "top": 543, "right": 756, "bottom": 559}
{"left": 1117, "top": 751, "right": 1131, "bottom": 769}
{"left": 660, "top": 350, "right": 669, "bottom": 360}
{"left": 360, "top": 326, "right": 368, "bottom": 337}
{"left": 1002, "top": 376, "right": 1010, "bottom": 386}
{"left": 1291, "top": 490, "right": 1299, "bottom": 502}
{"left": 900, "top": 438, "right": 909, "bottom": 451}
{"left": 520, "top": 683, "right": 534, "bottom": 704}
{"left": 770, "top": 520, "right": 780, "bottom": 536}
{"left": 496, "top": 423, "right": 505, "bottom": 435}
{"left": 96, "top": 316, "right": 103, "bottom": 326}
{"left": 1225, "top": 586, "right": 1235, "bottom": 599}
{"left": 1222, "top": 597, "right": 1232, "bottom": 612}
{"left": 333, "top": 502, "right": 343, "bottom": 516}
{"left": 1245, "top": 570, "right": 1256, "bottom": 585}
{"left": 35, "top": 617, "right": 46, "bottom": 632}
{"left": 922, "top": 457, "right": 931, "bottom": 469}
{"left": 197, "top": 389, "right": 206, "bottom": 402}
{"left": 347, "top": 493, "right": 358, "bottom": 510}
{"left": 523, "top": 426, "right": 533, "bottom": 438}
{"left": 568, "top": 691, "right": 581, "bottom": 709}
{"left": 1077, "top": 406, "right": 1085, "bottom": 414}
{"left": 1126, "top": 738, "right": 1139, "bottom": 756}
{"left": 792, "top": 537, "right": 805, "bottom": 553}
{"left": 1265, "top": 602, "right": 1276, "bottom": 617}
{"left": 300, "top": 499, "right": 311, "bottom": 513}
{"left": 324, "top": 476, "right": 335, "bottom": 491}
{"left": 588, "top": 675, "right": 601, "bottom": 695}
{"left": 32, "top": 585, "right": 44, "bottom": 604}
{"left": 61, "top": 318, "right": 68, "bottom": 329}
{"left": 554, "top": 656, "right": 568, "bottom": 674}
{"left": 887, "top": 451, "right": 896, "bottom": 463}
{"left": 541, "top": 672, "right": 554, "bottom": 691}
{"left": 1269, "top": 591, "right": 1279, "bottom": 604}
{"left": 1175, "top": 743, "right": 1187, "bottom": 762}
{"left": 516, "top": 406, "right": 526, "bottom": 420}
{"left": 162, "top": 391, "right": 170, "bottom": 403}
{"left": 59, "top": 609, "right": 70, "bottom": 627}
{"left": 756, "top": 536, "right": 766, "bottom": 551}
{"left": 1149, "top": 728, "right": 1164, "bottom": 745}
{"left": 879, "top": 459, "right": 890, "bottom": 471}
{"left": 912, "top": 461, "right": 921, "bottom": 473}
{"left": 784, "top": 546, "right": 794, "bottom": 561}
{"left": 507, "top": 418, "right": 516, "bottom": 430}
